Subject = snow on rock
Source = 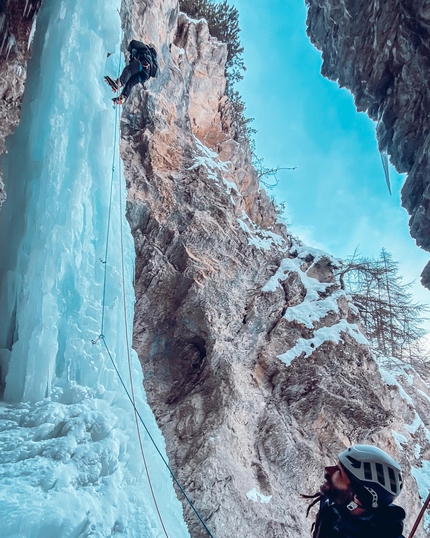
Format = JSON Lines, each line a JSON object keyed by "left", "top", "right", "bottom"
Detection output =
{"left": 392, "top": 429, "right": 408, "bottom": 451}
{"left": 411, "top": 461, "right": 430, "bottom": 531}
{"left": 238, "top": 211, "right": 289, "bottom": 252}
{"left": 262, "top": 242, "right": 367, "bottom": 366}
{"left": 278, "top": 319, "right": 368, "bottom": 366}
{"left": 246, "top": 488, "right": 272, "bottom": 504}
{"left": 377, "top": 357, "right": 430, "bottom": 525}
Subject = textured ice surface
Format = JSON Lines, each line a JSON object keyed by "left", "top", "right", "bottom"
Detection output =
{"left": 0, "top": 0, "right": 190, "bottom": 535}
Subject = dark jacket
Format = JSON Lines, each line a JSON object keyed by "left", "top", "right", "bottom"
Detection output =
{"left": 312, "top": 497, "right": 406, "bottom": 538}
{"left": 126, "top": 40, "right": 158, "bottom": 77}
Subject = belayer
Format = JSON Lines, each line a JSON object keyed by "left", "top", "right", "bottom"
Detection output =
{"left": 303, "top": 444, "right": 406, "bottom": 538}
{"left": 105, "top": 40, "right": 158, "bottom": 105}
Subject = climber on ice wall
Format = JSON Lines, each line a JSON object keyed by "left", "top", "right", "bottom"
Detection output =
{"left": 105, "top": 39, "right": 158, "bottom": 105}
{"left": 303, "top": 445, "right": 406, "bottom": 538}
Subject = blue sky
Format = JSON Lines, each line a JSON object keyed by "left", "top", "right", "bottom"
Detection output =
{"left": 231, "top": 0, "right": 430, "bottom": 305}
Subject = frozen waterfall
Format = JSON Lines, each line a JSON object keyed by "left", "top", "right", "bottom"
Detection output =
{"left": 0, "top": 0, "right": 190, "bottom": 536}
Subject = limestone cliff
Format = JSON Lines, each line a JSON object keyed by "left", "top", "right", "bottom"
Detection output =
{"left": 117, "top": 0, "right": 429, "bottom": 536}
{"left": 0, "top": 1, "right": 429, "bottom": 537}
{"left": 0, "top": 0, "right": 40, "bottom": 208}
{"left": 305, "top": 0, "right": 430, "bottom": 290}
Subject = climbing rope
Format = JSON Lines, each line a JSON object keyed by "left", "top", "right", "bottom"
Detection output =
{"left": 92, "top": 43, "right": 215, "bottom": 538}
{"left": 97, "top": 48, "right": 169, "bottom": 537}
{"left": 115, "top": 109, "right": 170, "bottom": 538}
{"left": 99, "top": 92, "right": 118, "bottom": 339}
{"left": 408, "top": 490, "right": 430, "bottom": 538}
{"left": 99, "top": 334, "right": 215, "bottom": 538}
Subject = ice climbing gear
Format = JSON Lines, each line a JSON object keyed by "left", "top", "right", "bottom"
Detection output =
{"left": 408, "top": 490, "right": 430, "bottom": 538}
{"left": 339, "top": 445, "right": 403, "bottom": 507}
{"left": 112, "top": 95, "right": 125, "bottom": 106}
{"left": 104, "top": 75, "right": 119, "bottom": 92}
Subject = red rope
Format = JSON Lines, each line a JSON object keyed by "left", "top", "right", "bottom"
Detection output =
{"left": 408, "top": 490, "right": 430, "bottom": 538}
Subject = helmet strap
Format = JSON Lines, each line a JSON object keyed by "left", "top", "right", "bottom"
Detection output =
{"left": 346, "top": 501, "right": 359, "bottom": 511}
{"left": 364, "top": 486, "right": 379, "bottom": 508}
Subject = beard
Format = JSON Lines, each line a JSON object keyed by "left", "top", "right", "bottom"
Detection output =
{"left": 320, "top": 477, "right": 355, "bottom": 506}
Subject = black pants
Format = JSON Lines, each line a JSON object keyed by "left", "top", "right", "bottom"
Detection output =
{"left": 119, "top": 60, "right": 150, "bottom": 98}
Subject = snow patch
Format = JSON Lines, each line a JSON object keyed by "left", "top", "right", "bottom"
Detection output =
{"left": 411, "top": 462, "right": 430, "bottom": 531}
{"left": 404, "top": 413, "right": 423, "bottom": 435}
{"left": 391, "top": 430, "right": 408, "bottom": 450}
{"left": 237, "top": 212, "right": 287, "bottom": 252}
{"left": 418, "top": 389, "right": 430, "bottom": 404}
{"left": 415, "top": 443, "right": 422, "bottom": 459}
{"left": 189, "top": 137, "right": 238, "bottom": 204}
{"left": 264, "top": 246, "right": 367, "bottom": 367}
{"left": 284, "top": 290, "right": 343, "bottom": 329}
{"left": 378, "top": 368, "right": 414, "bottom": 406}
{"left": 278, "top": 320, "right": 367, "bottom": 366}
{"left": 290, "top": 238, "right": 342, "bottom": 266}
{"left": 246, "top": 488, "right": 272, "bottom": 504}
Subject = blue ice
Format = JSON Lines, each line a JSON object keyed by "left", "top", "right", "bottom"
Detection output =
{"left": 0, "top": 0, "right": 190, "bottom": 535}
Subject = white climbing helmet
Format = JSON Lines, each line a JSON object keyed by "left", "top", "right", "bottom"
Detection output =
{"left": 338, "top": 444, "right": 403, "bottom": 507}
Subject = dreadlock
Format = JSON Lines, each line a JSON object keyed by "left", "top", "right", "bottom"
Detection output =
{"left": 301, "top": 492, "right": 327, "bottom": 538}
{"left": 301, "top": 492, "right": 323, "bottom": 517}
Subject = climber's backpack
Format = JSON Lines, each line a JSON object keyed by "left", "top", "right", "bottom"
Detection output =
{"left": 129, "top": 42, "right": 159, "bottom": 78}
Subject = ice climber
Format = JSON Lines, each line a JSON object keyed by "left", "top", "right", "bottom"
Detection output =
{"left": 105, "top": 40, "right": 158, "bottom": 105}
{"left": 304, "top": 444, "right": 406, "bottom": 538}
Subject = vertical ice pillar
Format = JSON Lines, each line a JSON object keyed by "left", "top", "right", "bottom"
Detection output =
{"left": 0, "top": 0, "right": 132, "bottom": 401}
{"left": 0, "top": 2, "right": 192, "bottom": 536}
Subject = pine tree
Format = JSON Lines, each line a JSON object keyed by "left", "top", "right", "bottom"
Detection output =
{"left": 339, "top": 249, "right": 429, "bottom": 367}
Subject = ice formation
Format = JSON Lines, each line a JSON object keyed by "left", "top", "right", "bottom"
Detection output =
{"left": 0, "top": 0, "right": 190, "bottom": 536}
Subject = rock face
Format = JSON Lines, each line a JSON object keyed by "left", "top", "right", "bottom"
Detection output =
{"left": 305, "top": 0, "right": 430, "bottom": 289}
{"left": 0, "top": 0, "right": 429, "bottom": 536}
{"left": 0, "top": 1, "right": 39, "bottom": 208}
{"left": 117, "top": 0, "right": 429, "bottom": 536}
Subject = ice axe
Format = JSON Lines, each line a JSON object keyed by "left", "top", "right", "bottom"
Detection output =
{"left": 408, "top": 490, "right": 430, "bottom": 538}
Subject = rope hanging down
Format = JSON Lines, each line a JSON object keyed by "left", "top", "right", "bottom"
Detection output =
{"left": 97, "top": 49, "right": 169, "bottom": 538}
{"left": 408, "top": 490, "right": 430, "bottom": 538}
{"left": 116, "top": 102, "right": 169, "bottom": 537}
{"left": 93, "top": 44, "right": 215, "bottom": 538}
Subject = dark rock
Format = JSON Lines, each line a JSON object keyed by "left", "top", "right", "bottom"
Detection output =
{"left": 305, "top": 0, "right": 430, "bottom": 287}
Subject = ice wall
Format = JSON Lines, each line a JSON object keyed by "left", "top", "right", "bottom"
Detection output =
{"left": 0, "top": 0, "right": 190, "bottom": 535}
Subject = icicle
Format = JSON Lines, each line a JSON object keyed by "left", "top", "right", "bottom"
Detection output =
{"left": 0, "top": 31, "right": 7, "bottom": 57}
{"left": 27, "top": 14, "right": 37, "bottom": 50}
{"left": 0, "top": 13, "right": 7, "bottom": 55}
{"left": 381, "top": 151, "right": 391, "bottom": 195}
{"left": 23, "top": 0, "right": 31, "bottom": 18}
{"left": 5, "top": 34, "right": 16, "bottom": 59}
